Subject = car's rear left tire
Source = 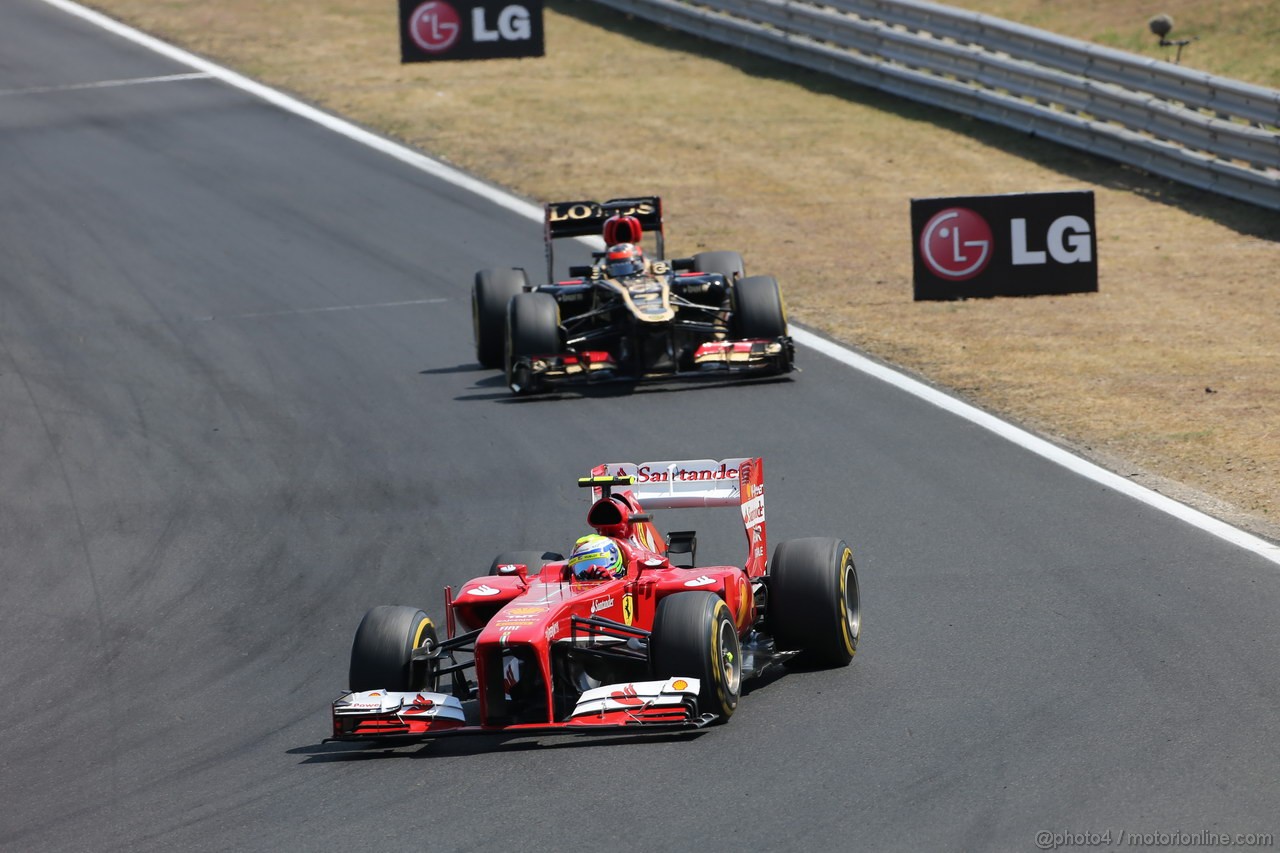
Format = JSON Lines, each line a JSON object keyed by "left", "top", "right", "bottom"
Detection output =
{"left": 650, "top": 591, "right": 742, "bottom": 721}
{"left": 693, "top": 250, "right": 745, "bottom": 282}
{"left": 473, "top": 268, "right": 528, "bottom": 368}
{"left": 348, "top": 605, "right": 439, "bottom": 692}
{"left": 768, "top": 537, "right": 860, "bottom": 667}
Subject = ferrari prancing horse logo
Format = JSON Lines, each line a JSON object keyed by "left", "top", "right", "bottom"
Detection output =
{"left": 622, "top": 593, "right": 635, "bottom": 626}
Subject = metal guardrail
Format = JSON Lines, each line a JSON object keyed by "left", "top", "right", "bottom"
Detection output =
{"left": 844, "top": 0, "right": 1280, "bottom": 127}
{"left": 590, "top": 0, "right": 1280, "bottom": 211}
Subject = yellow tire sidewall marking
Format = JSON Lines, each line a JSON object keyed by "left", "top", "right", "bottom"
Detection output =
{"left": 711, "top": 600, "right": 735, "bottom": 714}
{"left": 836, "top": 548, "right": 856, "bottom": 656}
{"left": 412, "top": 616, "right": 434, "bottom": 650}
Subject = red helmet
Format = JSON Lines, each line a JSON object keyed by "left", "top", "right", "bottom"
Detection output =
{"left": 605, "top": 243, "right": 645, "bottom": 278}
{"left": 603, "top": 214, "right": 643, "bottom": 246}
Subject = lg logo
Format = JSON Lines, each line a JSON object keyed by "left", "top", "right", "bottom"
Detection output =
{"left": 920, "top": 207, "right": 1093, "bottom": 280}
{"left": 919, "top": 208, "right": 992, "bottom": 281}
{"left": 911, "top": 191, "right": 1097, "bottom": 300}
{"left": 408, "top": 1, "right": 461, "bottom": 53}
{"left": 408, "top": 0, "right": 532, "bottom": 53}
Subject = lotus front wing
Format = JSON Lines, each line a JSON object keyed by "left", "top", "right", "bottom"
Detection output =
{"left": 511, "top": 338, "right": 792, "bottom": 391}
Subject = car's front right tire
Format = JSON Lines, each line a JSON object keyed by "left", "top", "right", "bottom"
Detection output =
{"left": 348, "top": 605, "right": 438, "bottom": 692}
{"left": 505, "top": 291, "right": 561, "bottom": 394}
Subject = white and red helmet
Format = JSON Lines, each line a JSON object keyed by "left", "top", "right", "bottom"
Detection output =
{"left": 605, "top": 243, "right": 645, "bottom": 278}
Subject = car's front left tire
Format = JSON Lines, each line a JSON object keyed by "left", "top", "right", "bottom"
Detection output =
{"left": 650, "top": 591, "right": 742, "bottom": 721}
{"left": 732, "top": 274, "right": 788, "bottom": 340}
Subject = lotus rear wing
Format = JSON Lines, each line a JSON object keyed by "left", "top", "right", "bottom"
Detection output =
{"left": 588, "top": 458, "right": 767, "bottom": 577}
{"left": 544, "top": 196, "right": 665, "bottom": 281}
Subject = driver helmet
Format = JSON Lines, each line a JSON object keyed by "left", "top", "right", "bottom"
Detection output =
{"left": 569, "top": 534, "right": 625, "bottom": 581}
{"left": 604, "top": 243, "right": 645, "bottom": 279}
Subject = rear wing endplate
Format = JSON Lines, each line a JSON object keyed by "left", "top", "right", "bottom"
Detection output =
{"left": 544, "top": 196, "right": 665, "bottom": 281}
{"left": 589, "top": 458, "right": 767, "bottom": 576}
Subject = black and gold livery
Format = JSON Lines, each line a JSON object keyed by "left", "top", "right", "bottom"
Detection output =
{"left": 471, "top": 195, "right": 795, "bottom": 394}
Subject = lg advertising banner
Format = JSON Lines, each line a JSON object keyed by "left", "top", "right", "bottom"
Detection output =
{"left": 911, "top": 191, "right": 1097, "bottom": 301}
{"left": 400, "top": 0, "right": 544, "bottom": 63}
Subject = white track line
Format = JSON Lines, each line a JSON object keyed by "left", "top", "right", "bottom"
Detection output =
{"left": 40, "top": 0, "right": 1280, "bottom": 565}
{"left": 40, "top": 0, "right": 544, "bottom": 223}
{"left": 794, "top": 329, "right": 1280, "bottom": 564}
{"left": 0, "top": 71, "right": 211, "bottom": 97}
{"left": 200, "top": 298, "right": 448, "bottom": 321}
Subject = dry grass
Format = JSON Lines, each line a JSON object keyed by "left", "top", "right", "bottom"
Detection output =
{"left": 946, "top": 0, "right": 1280, "bottom": 88}
{"left": 83, "top": 0, "right": 1280, "bottom": 538}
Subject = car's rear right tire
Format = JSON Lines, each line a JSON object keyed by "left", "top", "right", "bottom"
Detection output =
{"left": 349, "top": 605, "right": 438, "bottom": 692}
{"left": 487, "top": 550, "right": 564, "bottom": 576}
{"left": 473, "top": 268, "right": 528, "bottom": 368}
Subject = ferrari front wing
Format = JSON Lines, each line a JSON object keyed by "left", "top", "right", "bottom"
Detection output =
{"left": 328, "top": 677, "right": 711, "bottom": 742}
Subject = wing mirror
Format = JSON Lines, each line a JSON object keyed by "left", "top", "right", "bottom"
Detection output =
{"left": 495, "top": 562, "right": 529, "bottom": 583}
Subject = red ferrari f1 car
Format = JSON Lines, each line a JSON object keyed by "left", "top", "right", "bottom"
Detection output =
{"left": 471, "top": 197, "right": 794, "bottom": 394}
{"left": 329, "top": 458, "right": 860, "bottom": 741}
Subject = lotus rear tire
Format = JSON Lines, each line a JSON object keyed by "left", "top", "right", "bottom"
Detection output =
{"left": 693, "top": 250, "right": 745, "bottom": 282}
{"left": 473, "top": 268, "right": 528, "bottom": 368}
{"left": 650, "top": 591, "right": 742, "bottom": 721}
{"left": 348, "top": 605, "right": 438, "bottom": 692}
{"left": 768, "top": 537, "right": 860, "bottom": 667}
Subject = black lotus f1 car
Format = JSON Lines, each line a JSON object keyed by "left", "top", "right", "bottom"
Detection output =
{"left": 471, "top": 196, "right": 794, "bottom": 394}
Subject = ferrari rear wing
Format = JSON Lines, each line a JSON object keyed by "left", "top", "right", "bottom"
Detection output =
{"left": 544, "top": 196, "right": 665, "bottom": 281}
{"left": 589, "top": 458, "right": 767, "bottom": 576}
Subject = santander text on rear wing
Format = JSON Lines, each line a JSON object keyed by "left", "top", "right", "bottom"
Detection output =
{"left": 589, "top": 458, "right": 767, "bottom": 576}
